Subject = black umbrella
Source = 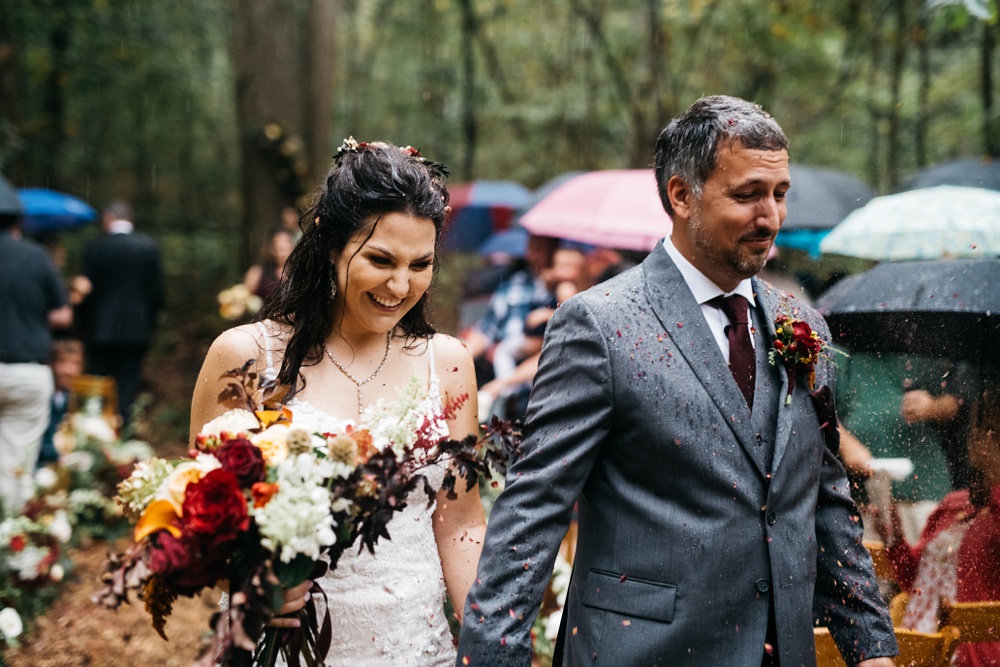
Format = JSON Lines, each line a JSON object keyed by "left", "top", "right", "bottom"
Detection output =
{"left": 816, "top": 258, "right": 1000, "bottom": 361}
{"left": 900, "top": 157, "right": 1000, "bottom": 192}
{"left": 0, "top": 175, "right": 23, "bottom": 216}
{"left": 783, "top": 165, "right": 874, "bottom": 230}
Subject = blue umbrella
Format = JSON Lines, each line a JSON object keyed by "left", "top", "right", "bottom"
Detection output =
{"left": 442, "top": 180, "right": 532, "bottom": 251}
{"left": 17, "top": 188, "right": 98, "bottom": 235}
{"left": 477, "top": 225, "right": 529, "bottom": 257}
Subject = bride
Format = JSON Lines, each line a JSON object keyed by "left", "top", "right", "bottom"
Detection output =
{"left": 189, "top": 140, "right": 485, "bottom": 666}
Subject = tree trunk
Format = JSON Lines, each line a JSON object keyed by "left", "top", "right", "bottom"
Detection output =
{"left": 306, "top": 0, "right": 337, "bottom": 186}
{"left": 456, "top": 0, "right": 478, "bottom": 181}
{"left": 886, "top": 0, "right": 908, "bottom": 192}
{"left": 916, "top": 12, "right": 930, "bottom": 168}
{"left": 234, "top": 0, "right": 307, "bottom": 268}
{"left": 983, "top": 21, "right": 999, "bottom": 156}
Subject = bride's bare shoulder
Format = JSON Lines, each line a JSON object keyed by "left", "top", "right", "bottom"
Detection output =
{"left": 430, "top": 333, "right": 476, "bottom": 390}
{"left": 205, "top": 321, "right": 289, "bottom": 373}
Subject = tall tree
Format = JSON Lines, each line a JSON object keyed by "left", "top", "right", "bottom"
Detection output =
{"left": 234, "top": 0, "right": 338, "bottom": 267}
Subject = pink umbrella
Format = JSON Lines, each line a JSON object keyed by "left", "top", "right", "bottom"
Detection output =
{"left": 519, "top": 170, "right": 671, "bottom": 251}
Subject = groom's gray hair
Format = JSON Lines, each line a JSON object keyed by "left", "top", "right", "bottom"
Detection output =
{"left": 654, "top": 95, "right": 788, "bottom": 215}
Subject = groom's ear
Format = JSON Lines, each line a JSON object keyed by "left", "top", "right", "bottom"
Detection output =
{"left": 666, "top": 175, "right": 692, "bottom": 222}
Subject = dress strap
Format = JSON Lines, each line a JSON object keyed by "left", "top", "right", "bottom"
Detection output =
{"left": 426, "top": 337, "right": 442, "bottom": 405}
{"left": 255, "top": 321, "right": 278, "bottom": 383}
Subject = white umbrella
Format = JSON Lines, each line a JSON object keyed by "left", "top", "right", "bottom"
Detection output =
{"left": 819, "top": 185, "right": 1000, "bottom": 260}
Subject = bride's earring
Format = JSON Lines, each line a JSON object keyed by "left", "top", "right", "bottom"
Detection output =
{"left": 330, "top": 264, "right": 338, "bottom": 299}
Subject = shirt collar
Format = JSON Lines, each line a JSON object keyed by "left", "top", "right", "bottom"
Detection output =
{"left": 662, "top": 237, "right": 756, "bottom": 307}
{"left": 107, "top": 219, "right": 134, "bottom": 234}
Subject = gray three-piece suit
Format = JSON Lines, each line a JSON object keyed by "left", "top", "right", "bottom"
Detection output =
{"left": 458, "top": 243, "right": 897, "bottom": 667}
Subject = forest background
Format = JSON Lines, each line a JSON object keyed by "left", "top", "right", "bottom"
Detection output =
{"left": 0, "top": 0, "right": 997, "bottom": 447}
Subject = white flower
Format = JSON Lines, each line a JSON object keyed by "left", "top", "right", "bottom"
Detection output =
{"left": 107, "top": 439, "right": 154, "bottom": 465}
{"left": 543, "top": 609, "right": 562, "bottom": 642}
{"left": 61, "top": 450, "right": 95, "bottom": 472}
{"left": 49, "top": 563, "right": 65, "bottom": 582}
{"left": 48, "top": 512, "right": 72, "bottom": 543}
{"left": 200, "top": 409, "right": 260, "bottom": 437}
{"left": 0, "top": 607, "right": 23, "bottom": 639}
{"left": 253, "top": 453, "right": 336, "bottom": 563}
{"left": 34, "top": 467, "right": 58, "bottom": 489}
{"left": 9, "top": 545, "right": 48, "bottom": 580}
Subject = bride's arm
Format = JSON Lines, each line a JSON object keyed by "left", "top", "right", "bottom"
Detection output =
{"left": 431, "top": 335, "right": 486, "bottom": 624}
{"left": 189, "top": 325, "right": 263, "bottom": 444}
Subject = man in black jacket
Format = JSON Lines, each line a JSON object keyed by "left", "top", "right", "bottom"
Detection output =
{"left": 79, "top": 201, "right": 164, "bottom": 423}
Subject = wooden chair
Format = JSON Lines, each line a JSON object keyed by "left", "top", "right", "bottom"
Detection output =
{"left": 69, "top": 374, "right": 119, "bottom": 424}
{"left": 890, "top": 592, "right": 909, "bottom": 627}
{"left": 893, "top": 626, "right": 961, "bottom": 667}
{"left": 863, "top": 539, "right": 894, "bottom": 584}
{"left": 940, "top": 599, "right": 1000, "bottom": 644}
{"left": 815, "top": 625, "right": 961, "bottom": 667}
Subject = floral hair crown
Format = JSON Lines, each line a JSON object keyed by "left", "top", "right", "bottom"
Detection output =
{"left": 333, "top": 136, "right": 450, "bottom": 179}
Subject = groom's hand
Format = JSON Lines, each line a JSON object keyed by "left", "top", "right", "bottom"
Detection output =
{"left": 857, "top": 658, "right": 896, "bottom": 667}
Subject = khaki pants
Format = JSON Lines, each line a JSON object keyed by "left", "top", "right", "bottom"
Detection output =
{"left": 0, "top": 362, "right": 52, "bottom": 516}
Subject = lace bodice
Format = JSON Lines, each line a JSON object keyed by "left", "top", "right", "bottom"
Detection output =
{"left": 256, "top": 326, "right": 455, "bottom": 666}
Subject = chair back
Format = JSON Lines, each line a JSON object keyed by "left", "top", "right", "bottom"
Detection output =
{"left": 940, "top": 599, "right": 1000, "bottom": 643}
{"left": 894, "top": 626, "right": 961, "bottom": 667}
{"left": 863, "top": 539, "right": 893, "bottom": 583}
{"left": 815, "top": 625, "right": 961, "bottom": 667}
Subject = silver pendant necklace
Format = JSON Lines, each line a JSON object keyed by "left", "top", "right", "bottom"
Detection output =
{"left": 323, "top": 331, "right": 393, "bottom": 414}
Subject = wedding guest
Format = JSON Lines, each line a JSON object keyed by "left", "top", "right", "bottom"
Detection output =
{"left": 458, "top": 95, "right": 896, "bottom": 667}
{"left": 0, "top": 209, "right": 71, "bottom": 515}
{"left": 190, "top": 139, "right": 484, "bottom": 665}
{"left": 79, "top": 200, "right": 165, "bottom": 423}
{"left": 243, "top": 228, "right": 295, "bottom": 303}
{"left": 37, "top": 338, "right": 85, "bottom": 467}
{"left": 459, "top": 233, "right": 557, "bottom": 387}
{"left": 879, "top": 383, "right": 1000, "bottom": 667}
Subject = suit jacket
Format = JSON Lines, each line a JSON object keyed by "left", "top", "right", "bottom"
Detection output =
{"left": 457, "top": 244, "right": 896, "bottom": 667}
{"left": 81, "top": 231, "right": 165, "bottom": 346}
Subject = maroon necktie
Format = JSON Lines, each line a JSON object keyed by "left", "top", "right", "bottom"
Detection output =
{"left": 714, "top": 294, "right": 755, "bottom": 411}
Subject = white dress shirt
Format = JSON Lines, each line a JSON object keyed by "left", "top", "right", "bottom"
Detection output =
{"left": 662, "top": 237, "right": 757, "bottom": 362}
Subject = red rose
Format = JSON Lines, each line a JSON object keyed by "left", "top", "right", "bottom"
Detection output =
{"left": 215, "top": 436, "right": 265, "bottom": 486}
{"left": 149, "top": 531, "right": 193, "bottom": 574}
{"left": 149, "top": 532, "right": 226, "bottom": 594}
{"left": 10, "top": 535, "right": 26, "bottom": 553}
{"left": 790, "top": 319, "right": 813, "bottom": 342}
{"left": 181, "top": 468, "right": 249, "bottom": 546}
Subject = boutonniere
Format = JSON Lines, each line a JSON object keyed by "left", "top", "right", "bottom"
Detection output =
{"left": 768, "top": 314, "right": 825, "bottom": 405}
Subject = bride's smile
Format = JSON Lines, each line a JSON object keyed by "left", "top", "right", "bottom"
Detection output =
{"left": 332, "top": 211, "right": 437, "bottom": 339}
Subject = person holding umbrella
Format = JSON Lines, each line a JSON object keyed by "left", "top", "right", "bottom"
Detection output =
{"left": 0, "top": 189, "right": 72, "bottom": 515}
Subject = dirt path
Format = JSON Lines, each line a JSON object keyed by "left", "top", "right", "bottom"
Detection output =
{"left": 4, "top": 539, "right": 220, "bottom": 667}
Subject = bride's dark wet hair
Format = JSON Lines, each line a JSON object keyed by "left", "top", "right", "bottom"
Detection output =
{"left": 257, "top": 140, "right": 450, "bottom": 392}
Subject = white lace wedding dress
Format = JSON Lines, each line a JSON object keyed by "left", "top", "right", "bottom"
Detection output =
{"left": 258, "top": 329, "right": 456, "bottom": 666}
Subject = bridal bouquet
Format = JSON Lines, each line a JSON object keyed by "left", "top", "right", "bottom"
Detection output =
{"left": 94, "top": 362, "right": 521, "bottom": 667}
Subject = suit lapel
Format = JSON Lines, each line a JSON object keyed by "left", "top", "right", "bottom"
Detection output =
{"left": 642, "top": 245, "right": 767, "bottom": 479}
{"left": 753, "top": 278, "right": 794, "bottom": 472}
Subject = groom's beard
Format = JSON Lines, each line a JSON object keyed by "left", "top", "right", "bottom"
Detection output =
{"left": 688, "top": 209, "right": 771, "bottom": 281}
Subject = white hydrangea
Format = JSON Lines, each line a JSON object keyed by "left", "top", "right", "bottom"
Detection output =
{"left": 8, "top": 545, "right": 49, "bottom": 580}
{"left": 61, "top": 450, "right": 95, "bottom": 473}
{"left": 253, "top": 453, "right": 337, "bottom": 563}
{"left": 34, "top": 466, "right": 58, "bottom": 490}
{"left": 200, "top": 409, "right": 259, "bottom": 437}
{"left": 47, "top": 511, "right": 73, "bottom": 544}
{"left": 0, "top": 516, "right": 41, "bottom": 546}
{"left": 0, "top": 607, "right": 23, "bottom": 640}
{"left": 73, "top": 414, "right": 117, "bottom": 443}
{"left": 107, "top": 439, "right": 154, "bottom": 465}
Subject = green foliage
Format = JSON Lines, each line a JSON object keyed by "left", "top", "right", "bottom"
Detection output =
{"left": 1, "top": 0, "right": 994, "bottom": 444}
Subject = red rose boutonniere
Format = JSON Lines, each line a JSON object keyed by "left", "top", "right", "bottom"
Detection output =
{"left": 769, "top": 314, "right": 825, "bottom": 405}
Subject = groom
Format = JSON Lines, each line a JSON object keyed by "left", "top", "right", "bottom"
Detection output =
{"left": 457, "top": 96, "right": 897, "bottom": 667}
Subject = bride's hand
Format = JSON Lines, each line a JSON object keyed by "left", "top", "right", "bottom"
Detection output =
{"left": 266, "top": 580, "right": 313, "bottom": 628}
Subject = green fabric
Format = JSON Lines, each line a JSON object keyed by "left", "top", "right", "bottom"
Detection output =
{"left": 837, "top": 351, "right": 952, "bottom": 502}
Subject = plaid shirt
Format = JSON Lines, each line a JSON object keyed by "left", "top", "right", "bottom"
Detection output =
{"left": 475, "top": 269, "right": 553, "bottom": 345}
